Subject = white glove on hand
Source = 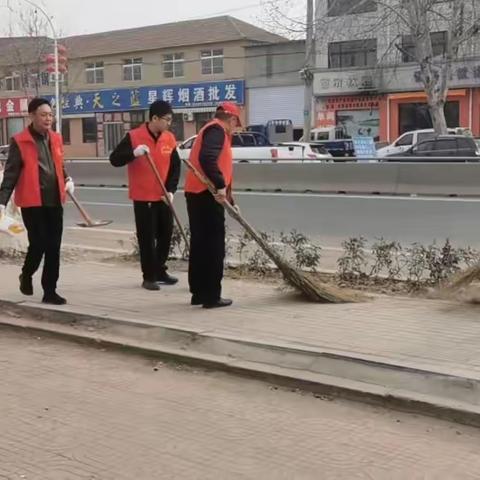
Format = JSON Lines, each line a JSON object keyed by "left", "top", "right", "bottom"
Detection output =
{"left": 162, "top": 192, "right": 174, "bottom": 205}
{"left": 65, "top": 178, "right": 75, "bottom": 195}
{"left": 0, "top": 205, "right": 5, "bottom": 219}
{"left": 133, "top": 145, "right": 150, "bottom": 157}
{"left": 214, "top": 188, "right": 227, "bottom": 204}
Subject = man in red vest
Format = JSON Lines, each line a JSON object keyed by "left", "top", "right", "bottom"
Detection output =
{"left": 0, "top": 97, "right": 74, "bottom": 305}
{"left": 110, "top": 100, "right": 180, "bottom": 291}
{"left": 184, "top": 102, "right": 241, "bottom": 309}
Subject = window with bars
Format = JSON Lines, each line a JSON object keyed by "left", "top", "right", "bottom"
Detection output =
{"left": 401, "top": 31, "right": 448, "bottom": 63}
{"left": 328, "top": 39, "right": 377, "bottom": 68}
{"left": 201, "top": 49, "right": 224, "bottom": 75}
{"left": 163, "top": 53, "right": 184, "bottom": 78}
{"left": 85, "top": 61, "right": 104, "bottom": 84}
{"left": 123, "top": 58, "right": 142, "bottom": 81}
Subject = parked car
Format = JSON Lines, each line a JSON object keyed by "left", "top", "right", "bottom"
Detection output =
{"left": 0, "top": 144, "right": 9, "bottom": 163}
{"left": 384, "top": 135, "right": 480, "bottom": 161}
{"left": 377, "top": 128, "right": 457, "bottom": 158}
{"left": 177, "top": 133, "right": 318, "bottom": 162}
{"left": 278, "top": 142, "right": 332, "bottom": 161}
{"left": 302, "top": 126, "right": 355, "bottom": 157}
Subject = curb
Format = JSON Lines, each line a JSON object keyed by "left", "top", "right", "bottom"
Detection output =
{"left": 1, "top": 299, "right": 480, "bottom": 427}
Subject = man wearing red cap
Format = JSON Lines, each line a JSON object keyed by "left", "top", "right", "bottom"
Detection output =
{"left": 184, "top": 102, "right": 241, "bottom": 309}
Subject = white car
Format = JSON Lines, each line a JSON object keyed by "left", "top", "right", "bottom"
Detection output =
{"left": 178, "top": 135, "right": 332, "bottom": 163}
{"left": 0, "top": 144, "right": 9, "bottom": 162}
{"left": 376, "top": 128, "right": 456, "bottom": 158}
{"left": 277, "top": 142, "right": 333, "bottom": 161}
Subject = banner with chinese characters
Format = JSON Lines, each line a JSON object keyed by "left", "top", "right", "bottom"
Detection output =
{"left": 47, "top": 80, "right": 245, "bottom": 115}
{"left": 0, "top": 97, "right": 29, "bottom": 118}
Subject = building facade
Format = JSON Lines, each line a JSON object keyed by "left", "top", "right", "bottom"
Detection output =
{"left": 314, "top": 0, "right": 480, "bottom": 142}
{"left": 0, "top": 16, "right": 283, "bottom": 156}
{"left": 245, "top": 40, "right": 305, "bottom": 139}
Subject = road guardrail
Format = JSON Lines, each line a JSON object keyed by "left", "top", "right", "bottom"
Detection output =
{"left": 65, "top": 158, "right": 480, "bottom": 197}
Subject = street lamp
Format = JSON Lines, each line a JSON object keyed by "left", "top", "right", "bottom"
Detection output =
{"left": 19, "top": 0, "right": 62, "bottom": 134}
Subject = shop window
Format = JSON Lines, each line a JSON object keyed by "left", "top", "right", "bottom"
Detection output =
{"left": 195, "top": 112, "right": 213, "bottom": 132}
{"left": 62, "top": 119, "right": 71, "bottom": 144}
{"left": 336, "top": 109, "right": 380, "bottom": 141}
{"left": 170, "top": 113, "right": 184, "bottom": 141}
{"left": 130, "top": 110, "right": 145, "bottom": 129}
{"left": 327, "top": 0, "right": 376, "bottom": 16}
{"left": 7, "top": 117, "right": 24, "bottom": 138}
{"left": 328, "top": 39, "right": 377, "bottom": 68}
{"left": 0, "top": 119, "right": 5, "bottom": 145}
{"left": 82, "top": 117, "right": 98, "bottom": 143}
{"left": 401, "top": 31, "right": 447, "bottom": 63}
{"left": 398, "top": 101, "right": 459, "bottom": 134}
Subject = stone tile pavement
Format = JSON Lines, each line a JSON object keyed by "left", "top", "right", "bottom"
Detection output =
{"left": 0, "top": 260, "right": 479, "bottom": 379}
{"left": 2, "top": 327, "right": 480, "bottom": 480}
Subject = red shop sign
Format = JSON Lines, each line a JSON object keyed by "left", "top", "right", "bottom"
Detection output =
{"left": 0, "top": 97, "right": 29, "bottom": 118}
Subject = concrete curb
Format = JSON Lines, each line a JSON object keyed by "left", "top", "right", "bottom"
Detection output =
{"left": 2, "top": 298, "right": 480, "bottom": 427}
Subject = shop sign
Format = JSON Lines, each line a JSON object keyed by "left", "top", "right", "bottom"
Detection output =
{"left": 0, "top": 97, "right": 29, "bottom": 118}
{"left": 46, "top": 80, "right": 245, "bottom": 115}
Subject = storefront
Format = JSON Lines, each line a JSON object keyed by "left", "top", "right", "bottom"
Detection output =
{"left": 48, "top": 80, "right": 245, "bottom": 157}
{"left": 316, "top": 94, "right": 382, "bottom": 141}
{"left": 0, "top": 97, "right": 29, "bottom": 145}
{"left": 314, "top": 60, "right": 480, "bottom": 143}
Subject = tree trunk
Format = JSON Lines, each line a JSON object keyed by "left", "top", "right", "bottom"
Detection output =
{"left": 429, "top": 100, "right": 449, "bottom": 134}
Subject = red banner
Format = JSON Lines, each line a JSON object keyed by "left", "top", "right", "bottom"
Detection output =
{"left": 0, "top": 97, "right": 29, "bottom": 119}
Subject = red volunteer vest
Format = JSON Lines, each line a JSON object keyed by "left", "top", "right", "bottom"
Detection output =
{"left": 184, "top": 119, "right": 233, "bottom": 194}
{"left": 128, "top": 124, "right": 177, "bottom": 201}
{"left": 14, "top": 127, "right": 66, "bottom": 208}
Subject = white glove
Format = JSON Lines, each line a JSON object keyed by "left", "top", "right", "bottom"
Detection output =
{"left": 65, "top": 178, "right": 75, "bottom": 195}
{"left": 162, "top": 192, "right": 174, "bottom": 205}
{"left": 134, "top": 145, "right": 150, "bottom": 157}
{"left": 214, "top": 187, "right": 227, "bottom": 204}
{"left": 0, "top": 205, "right": 5, "bottom": 219}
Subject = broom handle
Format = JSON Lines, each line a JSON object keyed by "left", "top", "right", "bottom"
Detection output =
{"left": 181, "top": 157, "right": 285, "bottom": 267}
{"left": 67, "top": 191, "right": 94, "bottom": 227}
{"left": 145, "top": 152, "right": 190, "bottom": 252}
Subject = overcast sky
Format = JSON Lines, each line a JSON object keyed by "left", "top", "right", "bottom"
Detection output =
{"left": 2, "top": 0, "right": 293, "bottom": 36}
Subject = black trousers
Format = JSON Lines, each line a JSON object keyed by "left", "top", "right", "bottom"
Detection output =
{"left": 134, "top": 201, "right": 173, "bottom": 282}
{"left": 21, "top": 206, "right": 63, "bottom": 294}
{"left": 186, "top": 191, "right": 225, "bottom": 303}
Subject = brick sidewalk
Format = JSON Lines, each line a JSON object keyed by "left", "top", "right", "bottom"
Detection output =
{"left": 1, "top": 260, "right": 479, "bottom": 379}
{"left": 3, "top": 328, "right": 480, "bottom": 479}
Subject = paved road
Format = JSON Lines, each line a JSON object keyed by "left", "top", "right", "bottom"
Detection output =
{"left": 2, "top": 326, "right": 480, "bottom": 479}
{"left": 66, "top": 187, "right": 480, "bottom": 249}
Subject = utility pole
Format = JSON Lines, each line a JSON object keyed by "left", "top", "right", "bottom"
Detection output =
{"left": 302, "top": 0, "right": 315, "bottom": 141}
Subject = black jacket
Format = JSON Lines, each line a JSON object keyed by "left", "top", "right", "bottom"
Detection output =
{"left": 0, "top": 125, "right": 69, "bottom": 207}
{"left": 109, "top": 125, "right": 181, "bottom": 194}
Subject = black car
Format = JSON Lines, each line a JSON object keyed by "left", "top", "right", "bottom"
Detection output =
{"left": 385, "top": 135, "right": 480, "bottom": 162}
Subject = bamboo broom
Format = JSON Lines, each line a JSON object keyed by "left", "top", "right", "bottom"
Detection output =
{"left": 182, "top": 157, "right": 359, "bottom": 304}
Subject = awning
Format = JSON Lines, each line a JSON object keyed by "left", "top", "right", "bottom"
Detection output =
{"left": 388, "top": 89, "right": 467, "bottom": 101}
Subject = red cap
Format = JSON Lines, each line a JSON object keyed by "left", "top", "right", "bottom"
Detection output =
{"left": 217, "top": 101, "right": 242, "bottom": 126}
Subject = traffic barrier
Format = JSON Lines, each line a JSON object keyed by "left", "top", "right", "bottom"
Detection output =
{"left": 65, "top": 158, "right": 480, "bottom": 197}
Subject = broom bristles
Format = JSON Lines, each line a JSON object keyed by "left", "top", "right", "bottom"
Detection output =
{"left": 446, "top": 264, "right": 480, "bottom": 291}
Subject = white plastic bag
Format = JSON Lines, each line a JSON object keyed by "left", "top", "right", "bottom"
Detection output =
{"left": 0, "top": 213, "right": 25, "bottom": 236}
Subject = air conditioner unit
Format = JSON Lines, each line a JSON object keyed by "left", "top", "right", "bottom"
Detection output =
{"left": 183, "top": 112, "right": 194, "bottom": 122}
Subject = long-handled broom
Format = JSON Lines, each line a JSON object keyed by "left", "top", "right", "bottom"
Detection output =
{"left": 145, "top": 152, "right": 190, "bottom": 257}
{"left": 181, "top": 157, "right": 358, "bottom": 304}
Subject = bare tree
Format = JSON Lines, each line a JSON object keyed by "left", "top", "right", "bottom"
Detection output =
{"left": 1, "top": 5, "right": 52, "bottom": 96}
{"left": 262, "top": 0, "right": 480, "bottom": 134}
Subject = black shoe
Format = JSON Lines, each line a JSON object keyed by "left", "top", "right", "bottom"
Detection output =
{"left": 142, "top": 280, "right": 161, "bottom": 291}
{"left": 157, "top": 273, "right": 178, "bottom": 285}
{"left": 42, "top": 292, "right": 67, "bottom": 305}
{"left": 19, "top": 274, "right": 33, "bottom": 296}
{"left": 203, "top": 298, "right": 233, "bottom": 309}
{"left": 191, "top": 295, "right": 205, "bottom": 306}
